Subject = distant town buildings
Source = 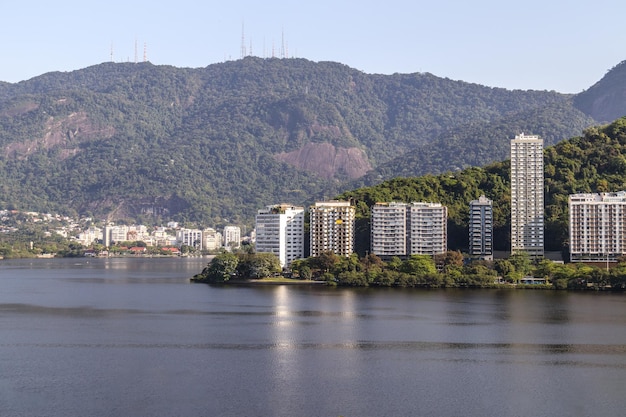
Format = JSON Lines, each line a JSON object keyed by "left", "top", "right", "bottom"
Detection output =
{"left": 202, "top": 228, "right": 222, "bottom": 251}
{"left": 177, "top": 228, "right": 204, "bottom": 250}
{"left": 569, "top": 191, "right": 626, "bottom": 263}
{"left": 223, "top": 225, "right": 241, "bottom": 249}
{"left": 510, "top": 133, "right": 544, "bottom": 257}
{"left": 309, "top": 201, "right": 355, "bottom": 257}
{"left": 77, "top": 226, "right": 102, "bottom": 246}
{"left": 255, "top": 204, "right": 305, "bottom": 267}
{"left": 469, "top": 195, "right": 493, "bottom": 260}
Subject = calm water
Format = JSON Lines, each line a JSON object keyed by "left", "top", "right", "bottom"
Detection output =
{"left": 1, "top": 258, "right": 626, "bottom": 417}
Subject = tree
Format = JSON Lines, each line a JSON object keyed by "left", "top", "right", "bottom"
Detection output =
{"left": 299, "top": 265, "right": 312, "bottom": 280}
{"left": 238, "top": 253, "right": 281, "bottom": 278}
{"left": 312, "top": 251, "right": 341, "bottom": 273}
{"left": 201, "top": 252, "right": 239, "bottom": 282}
{"left": 400, "top": 255, "right": 437, "bottom": 277}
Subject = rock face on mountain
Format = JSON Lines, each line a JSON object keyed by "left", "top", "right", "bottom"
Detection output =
{"left": 0, "top": 56, "right": 622, "bottom": 223}
{"left": 275, "top": 143, "right": 372, "bottom": 179}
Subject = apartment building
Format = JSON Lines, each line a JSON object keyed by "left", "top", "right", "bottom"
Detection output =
{"left": 469, "top": 195, "right": 493, "bottom": 260}
{"left": 202, "top": 228, "right": 222, "bottom": 251}
{"left": 255, "top": 204, "right": 305, "bottom": 267}
{"left": 407, "top": 202, "right": 447, "bottom": 256}
{"left": 569, "top": 191, "right": 626, "bottom": 263}
{"left": 510, "top": 133, "right": 544, "bottom": 257}
{"left": 309, "top": 201, "right": 355, "bottom": 257}
{"left": 177, "top": 228, "right": 203, "bottom": 250}
{"left": 370, "top": 202, "right": 407, "bottom": 257}
{"left": 223, "top": 226, "right": 241, "bottom": 249}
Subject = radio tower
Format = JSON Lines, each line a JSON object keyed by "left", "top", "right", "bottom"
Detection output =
{"left": 281, "top": 29, "right": 285, "bottom": 58}
{"left": 143, "top": 42, "right": 148, "bottom": 62}
{"left": 110, "top": 43, "right": 114, "bottom": 62}
{"left": 240, "top": 22, "right": 246, "bottom": 58}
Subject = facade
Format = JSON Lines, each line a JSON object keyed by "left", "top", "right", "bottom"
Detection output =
{"left": 569, "top": 191, "right": 626, "bottom": 263}
{"left": 510, "top": 133, "right": 544, "bottom": 257}
{"left": 177, "top": 228, "right": 203, "bottom": 250}
{"left": 407, "top": 202, "right": 447, "bottom": 256}
{"left": 202, "top": 228, "right": 222, "bottom": 251}
{"left": 77, "top": 226, "right": 102, "bottom": 246}
{"left": 255, "top": 204, "right": 305, "bottom": 267}
{"left": 223, "top": 226, "right": 241, "bottom": 249}
{"left": 309, "top": 201, "right": 355, "bottom": 257}
{"left": 103, "top": 225, "right": 129, "bottom": 247}
{"left": 370, "top": 202, "right": 408, "bottom": 257}
{"left": 469, "top": 195, "right": 493, "bottom": 260}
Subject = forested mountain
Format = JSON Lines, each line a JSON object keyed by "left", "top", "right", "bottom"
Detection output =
{"left": 339, "top": 117, "right": 626, "bottom": 255}
{"left": 0, "top": 57, "right": 622, "bottom": 225}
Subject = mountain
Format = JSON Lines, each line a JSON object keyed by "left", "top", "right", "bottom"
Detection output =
{"left": 574, "top": 60, "right": 626, "bottom": 122}
{"left": 0, "top": 57, "right": 623, "bottom": 225}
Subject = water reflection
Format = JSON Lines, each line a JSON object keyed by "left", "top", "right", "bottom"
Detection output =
{"left": 3, "top": 260, "right": 626, "bottom": 417}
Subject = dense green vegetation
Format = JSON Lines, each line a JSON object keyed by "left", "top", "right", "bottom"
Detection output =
{"left": 0, "top": 57, "right": 610, "bottom": 226}
{"left": 339, "top": 117, "right": 626, "bottom": 254}
{"left": 192, "top": 252, "right": 282, "bottom": 283}
{"left": 198, "top": 250, "right": 626, "bottom": 290}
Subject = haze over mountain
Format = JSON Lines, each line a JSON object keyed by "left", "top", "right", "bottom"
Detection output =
{"left": 0, "top": 57, "right": 623, "bottom": 226}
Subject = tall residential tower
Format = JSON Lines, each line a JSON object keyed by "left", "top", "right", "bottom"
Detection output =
{"left": 309, "top": 201, "right": 355, "bottom": 257}
{"left": 255, "top": 204, "right": 305, "bottom": 267}
{"left": 469, "top": 195, "right": 493, "bottom": 260}
{"left": 510, "top": 134, "right": 544, "bottom": 257}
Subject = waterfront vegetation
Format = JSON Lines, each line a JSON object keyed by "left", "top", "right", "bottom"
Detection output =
{"left": 194, "top": 251, "right": 626, "bottom": 291}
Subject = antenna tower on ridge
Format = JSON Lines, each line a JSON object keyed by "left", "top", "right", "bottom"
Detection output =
{"left": 134, "top": 39, "right": 138, "bottom": 63}
{"left": 281, "top": 29, "right": 285, "bottom": 58}
{"left": 240, "top": 22, "right": 246, "bottom": 58}
{"left": 143, "top": 42, "right": 148, "bottom": 62}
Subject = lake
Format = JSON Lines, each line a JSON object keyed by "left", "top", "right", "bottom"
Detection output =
{"left": 1, "top": 257, "right": 626, "bottom": 417}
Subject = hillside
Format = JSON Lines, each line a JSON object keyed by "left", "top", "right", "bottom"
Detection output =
{"left": 574, "top": 60, "right": 626, "bottom": 122}
{"left": 0, "top": 57, "right": 620, "bottom": 225}
{"left": 339, "top": 117, "right": 626, "bottom": 254}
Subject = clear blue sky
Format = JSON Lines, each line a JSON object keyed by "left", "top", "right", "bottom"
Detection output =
{"left": 2, "top": 0, "right": 625, "bottom": 93}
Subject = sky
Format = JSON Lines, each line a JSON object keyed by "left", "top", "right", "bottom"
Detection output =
{"left": 2, "top": 0, "right": 625, "bottom": 93}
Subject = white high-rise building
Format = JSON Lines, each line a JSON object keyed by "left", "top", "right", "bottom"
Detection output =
{"left": 223, "top": 226, "right": 241, "bottom": 249}
{"left": 469, "top": 195, "right": 493, "bottom": 260}
{"left": 370, "top": 202, "right": 408, "bottom": 257}
{"left": 569, "top": 191, "right": 626, "bottom": 263}
{"left": 309, "top": 201, "right": 355, "bottom": 257}
{"left": 407, "top": 202, "right": 447, "bottom": 256}
{"left": 255, "top": 204, "right": 305, "bottom": 267}
{"left": 510, "top": 134, "right": 544, "bottom": 257}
